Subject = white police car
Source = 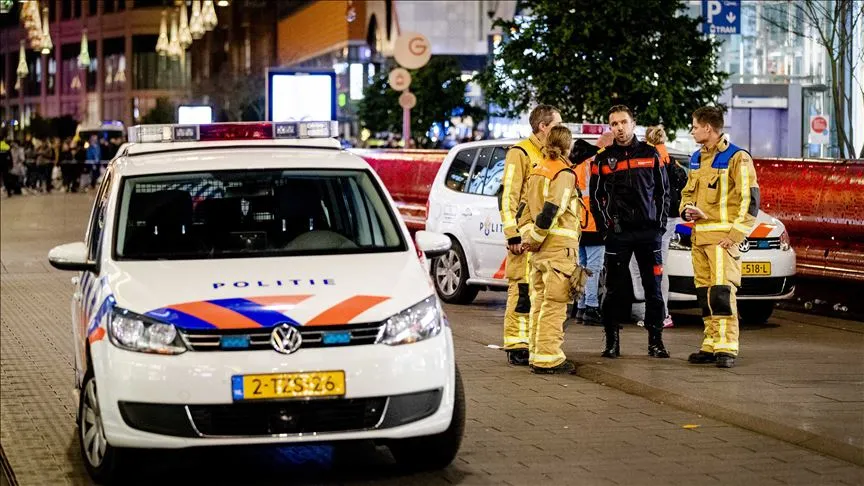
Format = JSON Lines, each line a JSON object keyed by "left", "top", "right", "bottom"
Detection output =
{"left": 48, "top": 121, "right": 463, "bottom": 483}
{"left": 425, "top": 132, "right": 795, "bottom": 323}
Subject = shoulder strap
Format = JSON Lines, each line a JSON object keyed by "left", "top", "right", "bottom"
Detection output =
{"left": 689, "top": 150, "right": 701, "bottom": 170}
{"left": 514, "top": 139, "right": 543, "bottom": 164}
{"left": 712, "top": 143, "right": 746, "bottom": 169}
{"left": 530, "top": 159, "right": 573, "bottom": 179}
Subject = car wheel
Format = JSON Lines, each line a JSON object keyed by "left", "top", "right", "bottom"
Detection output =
{"left": 79, "top": 372, "right": 125, "bottom": 484}
{"left": 388, "top": 366, "right": 465, "bottom": 471}
{"left": 738, "top": 301, "right": 775, "bottom": 324}
{"left": 432, "top": 238, "right": 479, "bottom": 305}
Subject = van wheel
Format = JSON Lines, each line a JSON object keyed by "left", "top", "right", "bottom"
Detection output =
{"left": 79, "top": 372, "right": 125, "bottom": 484}
{"left": 388, "top": 366, "right": 465, "bottom": 471}
{"left": 432, "top": 239, "right": 479, "bottom": 305}
{"left": 738, "top": 301, "right": 775, "bottom": 324}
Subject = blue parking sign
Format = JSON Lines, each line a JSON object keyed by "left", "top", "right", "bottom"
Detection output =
{"left": 702, "top": 0, "right": 741, "bottom": 34}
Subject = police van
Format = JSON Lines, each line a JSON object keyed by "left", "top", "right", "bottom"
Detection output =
{"left": 425, "top": 125, "right": 795, "bottom": 323}
{"left": 48, "top": 121, "right": 463, "bottom": 483}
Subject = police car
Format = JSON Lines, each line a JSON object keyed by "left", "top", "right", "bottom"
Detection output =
{"left": 425, "top": 127, "right": 795, "bottom": 323}
{"left": 47, "top": 121, "right": 463, "bottom": 483}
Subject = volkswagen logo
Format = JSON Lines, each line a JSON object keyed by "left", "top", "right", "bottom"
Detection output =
{"left": 270, "top": 323, "right": 302, "bottom": 354}
{"left": 739, "top": 239, "right": 751, "bottom": 253}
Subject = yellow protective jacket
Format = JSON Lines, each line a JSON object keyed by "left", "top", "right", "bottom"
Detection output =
{"left": 523, "top": 158, "right": 581, "bottom": 251}
{"left": 499, "top": 134, "right": 543, "bottom": 245}
{"left": 679, "top": 135, "right": 760, "bottom": 246}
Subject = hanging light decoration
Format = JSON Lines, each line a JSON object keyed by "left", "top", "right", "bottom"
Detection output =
{"left": 168, "top": 11, "right": 181, "bottom": 59}
{"left": 16, "top": 40, "right": 29, "bottom": 78}
{"left": 202, "top": 1, "right": 218, "bottom": 31}
{"left": 22, "top": 1, "right": 43, "bottom": 51}
{"left": 189, "top": 0, "right": 205, "bottom": 39}
{"left": 179, "top": 3, "right": 193, "bottom": 49}
{"left": 40, "top": 5, "right": 53, "bottom": 55}
{"left": 78, "top": 29, "right": 91, "bottom": 67}
{"left": 156, "top": 9, "right": 170, "bottom": 55}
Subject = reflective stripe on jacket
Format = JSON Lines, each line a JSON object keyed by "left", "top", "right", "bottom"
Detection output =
{"left": 523, "top": 158, "right": 581, "bottom": 251}
{"left": 679, "top": 135, "right": 760, "bottom": 245}
{"left": 499, "top": 135, "right": 543, "bottom": 244}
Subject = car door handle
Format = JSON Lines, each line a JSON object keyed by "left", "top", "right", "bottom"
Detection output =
{"left": 462, "top": 208, "right": 473, "bottom": 216}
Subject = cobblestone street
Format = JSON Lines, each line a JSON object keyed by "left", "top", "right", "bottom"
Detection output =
{"left": 1, "top": 193, "right": 862, "bottom": 485}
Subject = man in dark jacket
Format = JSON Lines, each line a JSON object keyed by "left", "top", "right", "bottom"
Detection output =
{"left": 589, "top": 105, "right": 670, "bottom": 359}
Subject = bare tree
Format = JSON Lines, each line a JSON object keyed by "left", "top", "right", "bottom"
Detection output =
{"left": 763, "top": 0, "right": 863, "bottom": 159}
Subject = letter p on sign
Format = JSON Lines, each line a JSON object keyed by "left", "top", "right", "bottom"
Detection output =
{"left": 706, "top": 0, "right": 722, "bottom": 22}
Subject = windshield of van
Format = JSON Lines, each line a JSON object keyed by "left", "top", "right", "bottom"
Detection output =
{"left": 114, "top": 169, "right": 406, "bottom": 259}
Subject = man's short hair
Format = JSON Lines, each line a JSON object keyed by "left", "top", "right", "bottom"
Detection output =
{"left": 529, "top": 104, "right": 560, "bottom": 134}
{"left": 693, "top": 106, "right": 724, "bottom": 131}
{"left": 608, "top": 104, "right": 635, "bottom": 121}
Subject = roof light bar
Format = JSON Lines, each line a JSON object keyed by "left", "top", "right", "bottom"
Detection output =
{"left": 127, "top": 121, "right": 339, "bottom": 143}
{"left": 566, "top": 123, "right": 609, "bottom": 135}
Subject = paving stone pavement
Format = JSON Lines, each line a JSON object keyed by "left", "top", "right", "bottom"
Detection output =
{"left": 1, "top": 193, "right": 862, "bottom": 485}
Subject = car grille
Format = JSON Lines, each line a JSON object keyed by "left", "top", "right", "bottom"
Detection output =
{"left": 180, "top": 323, "right": 382, "bottom": 351}
{"left": 187, "top": 398, "right": 387, "bottom": 436}
{"left": 742, "top": 238, "right": 780, "bottom": 251}
{"left": 740, "top": 277, "right": 794, "bottom": 296}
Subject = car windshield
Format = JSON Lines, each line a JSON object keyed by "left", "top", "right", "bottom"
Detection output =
{"left": 114, "top": 169, "right": 405, "bottom": 260}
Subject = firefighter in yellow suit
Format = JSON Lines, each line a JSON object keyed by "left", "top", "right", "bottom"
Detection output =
{"left": 521, "top": 125, "right": 581, "bottom": 374}
{"left": 499, "top": 105, "right": 561, "bottom": 366}
{"left": 681, "top": 106, "right": 759, "bottom": 369}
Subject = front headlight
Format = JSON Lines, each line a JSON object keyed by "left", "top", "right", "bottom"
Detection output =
{"left": 109, "top": 308, "right": 187, "bottom": 355}
{"left": 669, "top": 232, "right": 692, "bottom": 251}
{"left": 378, "top": 296, "right": 443, "bottom": 346}
{"left": 779, "top": 230, "right": 791, "bottom": 251}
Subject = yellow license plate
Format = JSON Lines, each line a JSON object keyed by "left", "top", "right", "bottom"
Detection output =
{"left": 742, "top": 262, "right": 772, "bottom": 276}
{"left": 232, "top": 371, "right": 346, "bottom": 400}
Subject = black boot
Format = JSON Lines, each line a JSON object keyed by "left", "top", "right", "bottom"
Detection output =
{"left": 716, "top": 353, "right": 736, "bottom": 368}
{"left": 647, "top": 329, "right": 670, "bottom": 358}
{"left": 601, "top": 326, "right": 620, "bottom": 358}
{"left": 530, "top": 359, "right": 576, "bottom": 374}
{"left": 506, "top": 349, "right": 529, "bottom": 366}
{"left": 688, "top": 350, "right": 717, "bottom": 364}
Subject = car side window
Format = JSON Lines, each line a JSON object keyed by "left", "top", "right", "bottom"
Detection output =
{"left": 479, "top": 146, "right": 508, "bottom": 196}
{"left": 86, "top": 170, "right": 113, "bottom": 261}
{"left": 466, "top": 147, "right": 493, "bottom": 195}
{"left": 444, "top": 148, "right": 477, "bottom": 193}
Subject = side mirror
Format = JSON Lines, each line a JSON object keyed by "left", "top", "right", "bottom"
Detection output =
{"left": 48, "top": 242, "right": 97, "bottom": 272}
{"left": 415, "top": 231, "right": 451, "bottom": 258}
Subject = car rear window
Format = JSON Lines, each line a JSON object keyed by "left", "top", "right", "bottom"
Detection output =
{"left": 114, "top": 169, "right": 406, "bottom": 259}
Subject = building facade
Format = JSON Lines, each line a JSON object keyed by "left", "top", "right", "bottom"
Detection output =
{"left": 1, "top": 0, "right": 276, "bottom": 135}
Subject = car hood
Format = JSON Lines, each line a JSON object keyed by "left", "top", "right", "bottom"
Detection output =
{"left": 105, "top": 252, "right": 433, "bottom": 330}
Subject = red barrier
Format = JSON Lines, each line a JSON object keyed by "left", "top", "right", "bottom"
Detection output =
{"left": 753, "top": 158, "right": 864, "bottom": 282}
{"left": 357, "top": 148, "right": 864, "bottom": 282}
{"left": 352, "top": 149, "right": 446, "bottom": 231}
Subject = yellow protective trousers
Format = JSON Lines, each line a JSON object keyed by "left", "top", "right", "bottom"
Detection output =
{"left": 692, "top": 243, "right": 741, "bottom": 356}
{"left": 503, "top": 251, "right": 532, "bottom": 350}
{"left": 528, "top": 248, "right": 577, "bottom": 368}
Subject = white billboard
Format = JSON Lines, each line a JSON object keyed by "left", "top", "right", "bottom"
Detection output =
{"left": 267, "top": 70, "right": 337, "bottom": 122}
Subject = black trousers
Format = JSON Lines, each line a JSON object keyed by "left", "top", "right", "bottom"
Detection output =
{"left": 602, "top": 229, "right": 664, "bottom": 331}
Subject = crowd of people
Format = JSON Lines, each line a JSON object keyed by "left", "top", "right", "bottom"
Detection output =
{"left": 499, "top": 104, "right": 759, "bottom": 373}
{"left": 0, "top": 134, "right": 121, "bottom": 197}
